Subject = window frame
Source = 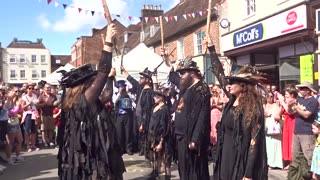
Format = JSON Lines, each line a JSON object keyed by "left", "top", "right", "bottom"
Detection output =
{"left": 177, "top": 38, "right": 185, "bottom": 60}
{"left": 41, "top": 70, "right": 46, "bottom": 78}
{"left": 20, "top": 70, "right": 26, "bottom": 79}
{"left": 41, "top": 55, "right": 46, "bottom": 63}
{"left": 245, "top": 0, "right": 256, "bottom": 17}
{"left": 10, "top": 70, "right": 16, "bottom": 79}
{"left": 194, "top": 31, "right": 204, "bottom": 55}
{"left": 9, "top": 54, "right": 16, "bottom": 63}
{"left": 32, "top": 70, "right": 38, "bottom": 79}
{"left": 31, "top": 55, "right": 37, "bottom": 63}
{"left": 19, "top": 54, "right": 26, "bottom": 63}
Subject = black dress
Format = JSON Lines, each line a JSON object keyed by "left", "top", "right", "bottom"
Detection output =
{"left": 220, "top": 106, "right": 236, "bottom": 179}
{"left": 213, "top": 96, "right": 268, "bottom": 180}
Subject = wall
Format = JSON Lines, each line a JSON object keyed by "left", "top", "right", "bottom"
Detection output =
{"left": 220, "top": 0, "right": 306, "bottom": 35}
{"left": 153, "top": 20, "right": 221, "bottom": 61}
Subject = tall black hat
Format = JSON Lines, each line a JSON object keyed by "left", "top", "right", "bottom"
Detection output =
{"left": 59, "top": 64, "right": 97, "bottom": 88}
{"left": 139, "top": 68, "right": 153, "bottom": 79}
{"left": 176, "top": 56, "right": 200, "bottom": 73}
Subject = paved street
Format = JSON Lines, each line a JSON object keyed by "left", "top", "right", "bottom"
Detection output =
{"left": 0, "top": 148, "right": 287, "bottom": 180}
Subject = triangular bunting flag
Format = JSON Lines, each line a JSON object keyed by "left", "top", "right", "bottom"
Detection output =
{"left": 139, "top": 17, "right": 142, "bottom": 21}
{"left": 63, "top": 4, "right": 67, "bottom": 9}
{"left": 85, "top": 10, "right": 89, "bottom": 15}
{"left": 188, "top": 13, "right": 192, "bottom": 18}
{"left": 91, "top": 11, "right": 95, "bottom": 16}
{"left": 169, "top": 16, "right": 173, "bottom": 22}
{"left": 116, "top": 14, "right": 120, "bottom": 17}
{"left": 54, "top": 1, "right": 59, "bottom": 7}
{"left": 78, "top": 8, "right": 82, "bottom": 13}
{"left": 145, "top": 17, "right": 149, "bottom": 23}
{"left": 155, "top": 17, "right": 159, "bottom": 23}
{"left": 192, "top": 13, "right": 195, "bottom": 18}
{"left": 174, "top": 16, "right": 177, "bottom": 21}
{"left": 128, "top": 16, "right": 132, "bottom": 21}
{"left": 47, "top": 0, "right": 52, "bottom": 5}
{"left": 164, "top": 17, "right": 169, "bottom": 22}
{"left": 183, "top": 14, "right": 187, "bottom": 20}
{"left": 199, "top": 11, "right": 203, "bottom": 16}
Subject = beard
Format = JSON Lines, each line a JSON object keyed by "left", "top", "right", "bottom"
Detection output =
{"left": 179, "top": 75, "right": 193, "bottom": 93}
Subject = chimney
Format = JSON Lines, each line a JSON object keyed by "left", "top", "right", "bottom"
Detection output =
{"left": 92, "top": 28, "right": 100, "bottom": 35}
{"left": 141, "top": 4, "right": 163, "bottom": 18}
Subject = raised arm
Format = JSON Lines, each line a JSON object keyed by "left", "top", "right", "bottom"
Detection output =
{"left": 120, "top": 66, "right": 141, "bottom": 94}
{"left": 85, "top": 23, "right": 117, "bottom": 104}
{"left": 100, "top": 68, "right": 116, "bottom": 104}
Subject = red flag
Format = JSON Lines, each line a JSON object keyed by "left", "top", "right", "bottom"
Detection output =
{"left": 47, "top": 0, "right": 52, "bottom": 4}
{"left": 128, "top": 16, "right": 132, "bottom": 21}
{"left": 78, "top": 8, "right": 82, "bottom": 13}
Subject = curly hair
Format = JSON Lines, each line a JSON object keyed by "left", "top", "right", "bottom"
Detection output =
{"left": 233, "top": 82, "right": 263, "bottom": 129}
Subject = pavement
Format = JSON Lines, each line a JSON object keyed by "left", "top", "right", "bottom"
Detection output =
{"left": 0, "top": 148, "right": 288, "bottom": 180}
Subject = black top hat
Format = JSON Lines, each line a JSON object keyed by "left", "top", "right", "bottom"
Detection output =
{"left": 59, "top": 64, "right": 97, "bottom": 88}
{"left": 176, "top": 56, "right": 200, "bottom": 73}
{"left": 116, "top": 80, "right": 127, "bottom": 88}
{"left": 225, "top": 65, "right": 266, "bottom": 85}
{"left": 139, "top": 68, "right": 153, "bottom": 79}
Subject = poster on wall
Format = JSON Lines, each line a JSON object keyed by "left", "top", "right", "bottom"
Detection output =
{"left": 300, "top": 54, "right": 314, "bottom": 83}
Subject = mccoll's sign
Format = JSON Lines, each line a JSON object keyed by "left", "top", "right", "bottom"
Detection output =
{"left": 221, "top": 4, "right": 307, "bottom": 52}
{"left": 233, "top": 23, "right": 264, "bottom": 47}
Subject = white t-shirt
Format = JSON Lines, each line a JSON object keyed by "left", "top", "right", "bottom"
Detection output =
{"left": 22, "top": 94, "right": 38, "bottom": 114}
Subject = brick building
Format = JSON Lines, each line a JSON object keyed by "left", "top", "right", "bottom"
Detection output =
{"left": 70, "top": 20, "right": 127, "bottom": 68}
{"left": 141, "top": 0, "right": 222, "bottom": 83}
{"left": 0, "top": 42, "right": 3, "bottom": 81}
{"left": 50, "top": 55, "right": 71, "bottom": 72}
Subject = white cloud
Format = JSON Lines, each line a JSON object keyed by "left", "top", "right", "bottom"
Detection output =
{"left": 37, "top": 0, "right": 180, "bottom": 32}
{"left": 42, "top": 0, "right": 128, "bottom": 33}
{"left": 37, "top": 13, "right": 51, "bottom": 29}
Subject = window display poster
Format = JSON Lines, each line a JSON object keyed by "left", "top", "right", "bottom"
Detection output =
{"left": 300, "top": 54, "right": 314, "bottom": 83}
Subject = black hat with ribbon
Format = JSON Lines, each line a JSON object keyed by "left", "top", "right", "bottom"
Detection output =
{"left": 139, "top": 68, "right": 153, "bottom": 79}
{"left": 59, "top": 64, "right": 97, "bottom": 88}
{"left": 176, "top": 56, "right": 200, "bottom": 73}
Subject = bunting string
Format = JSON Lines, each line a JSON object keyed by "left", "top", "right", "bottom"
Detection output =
{"left": 40, "top": 0, "right": 221, "bottom": 24}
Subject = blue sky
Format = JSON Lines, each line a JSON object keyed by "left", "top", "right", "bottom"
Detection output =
{"left": 0, "top": 0, "right": 179, "bottom": 55}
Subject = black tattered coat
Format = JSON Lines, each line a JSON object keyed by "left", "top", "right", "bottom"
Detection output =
{"left": 169, "top": 72, "right": 211, "bottom": 180}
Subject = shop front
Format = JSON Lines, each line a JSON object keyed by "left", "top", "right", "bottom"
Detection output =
{"left": 221, "top": 4, "right": 317, "bottom": 91}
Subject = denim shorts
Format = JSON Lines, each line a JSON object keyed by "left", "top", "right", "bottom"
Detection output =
{"left": 7, "top": 123, "right": 21, "bottom": 133}
{"left": 24, "top": 114, "right": 37, "bottom": 134}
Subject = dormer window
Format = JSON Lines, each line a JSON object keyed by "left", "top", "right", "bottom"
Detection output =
{"left": 140, "top": 32, "right": 145, "bottom": 42}
{"left": 150, "top": 25, "right": 155, "bottom": 37}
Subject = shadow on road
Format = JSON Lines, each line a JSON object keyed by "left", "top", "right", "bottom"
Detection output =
{"left": 0, "top": 152, "right": 58, "bottom": 180}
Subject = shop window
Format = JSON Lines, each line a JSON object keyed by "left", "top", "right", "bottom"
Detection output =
{"left": 279, "top": 54, "right": 313, "bottom": 91}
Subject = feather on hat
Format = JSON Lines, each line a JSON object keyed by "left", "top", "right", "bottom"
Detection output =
{"left": 225, "top": 65, "right": 266, "bottom": 84}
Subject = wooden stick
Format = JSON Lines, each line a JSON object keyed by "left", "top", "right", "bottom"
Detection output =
{"left": 101, "top": 0, "right": 120, "bottom": 55}
{"left": 204, "top": 0, "right": 212, "bottom": 55}
{"left": 120, "top": 44, "right": 125, "bottom": 74}
{"left": 160, "top": 16, "right": 164, "bottom": 49}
